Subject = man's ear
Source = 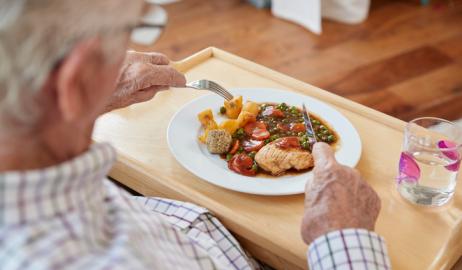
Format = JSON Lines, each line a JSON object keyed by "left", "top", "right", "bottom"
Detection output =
{"left": 55, "top": 38, "right": 102, "bottom": 122}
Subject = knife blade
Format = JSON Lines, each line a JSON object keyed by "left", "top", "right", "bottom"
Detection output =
{"left": 302, "top": 104, "right": 317, "bottom": 144}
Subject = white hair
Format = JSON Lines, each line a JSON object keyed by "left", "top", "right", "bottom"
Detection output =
{"left": 0, "top": 0, "right": 144, "bottom": 133}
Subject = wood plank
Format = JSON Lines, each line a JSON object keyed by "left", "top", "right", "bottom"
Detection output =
{"left": 400, "top": 91, "right": 462, "bottom": 121}
{"left": 349, "top": 63, "right": 462, "bottom": 120}
{"left": 435, "top": 34, "right": 462, "bottom": 62}
{"left": 324, "top": 46, "right": 453, "bottom": 96}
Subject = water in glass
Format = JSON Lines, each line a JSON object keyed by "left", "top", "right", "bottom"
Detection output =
{"left": 397, "top": 118, "right": 461, "bottom": 206}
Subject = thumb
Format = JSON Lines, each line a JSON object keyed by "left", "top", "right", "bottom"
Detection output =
{"left": 312, "top": 142, "right": 337, "bottom": 169}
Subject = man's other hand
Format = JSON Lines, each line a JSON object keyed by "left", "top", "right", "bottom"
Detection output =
{"left": 106, "top": 51, "right": 186, "bottom": 112}
{"left": 301, "top": 142, "right": 381, "bottom": 245}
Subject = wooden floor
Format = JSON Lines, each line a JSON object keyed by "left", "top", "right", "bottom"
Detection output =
{"left": 132, "top": 0, "right": 462, "bottom": 122}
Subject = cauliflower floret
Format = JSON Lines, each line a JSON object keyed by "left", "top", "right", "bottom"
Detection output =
{"left": 206, "top": 129, "right": 232, "bottom": 154}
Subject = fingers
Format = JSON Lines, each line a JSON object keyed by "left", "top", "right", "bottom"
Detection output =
{"left": 125, "top": 51, "right": 170, "bottom": 65}
{"left": 118, "top": 63, "right": 186, "bottom": 92}
{"left": 142, "top": 64, "right": 186, "bottom": 87}
{"left": 312, "top": 142, "right": 337, "bottom": 169}
{"left": 133, "top": 87, "right": 160, "bottom": 103}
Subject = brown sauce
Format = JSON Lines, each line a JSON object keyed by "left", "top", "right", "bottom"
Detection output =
{"left": 225, "top": 102, "right": 338, "bottom": 177}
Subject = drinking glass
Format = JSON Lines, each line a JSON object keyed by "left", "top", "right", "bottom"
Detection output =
{"left": 397, "top": 117, "right": 462, "bottom": 206}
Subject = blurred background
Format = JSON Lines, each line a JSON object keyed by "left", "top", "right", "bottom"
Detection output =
{"left": 131, "top": 0, "right": 462, "bottom": 123}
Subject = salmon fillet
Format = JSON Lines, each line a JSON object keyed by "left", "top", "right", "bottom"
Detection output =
{"left": 255, "top": 140, "right": 314, "bottom": 175}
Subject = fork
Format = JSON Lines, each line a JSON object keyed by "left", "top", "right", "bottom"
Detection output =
{"left": 185, "top": 80, "right": 234, "bottom": 101}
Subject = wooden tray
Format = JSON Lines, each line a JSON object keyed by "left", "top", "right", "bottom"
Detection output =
{"left": 93, "top": 47, "right": 462, "bottom": 270}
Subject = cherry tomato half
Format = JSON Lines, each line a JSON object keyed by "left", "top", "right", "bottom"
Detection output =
{"left": 242, "top": 139, "right": 265, "bottom": 152}
{"left": 277, "top": 123, "right": 290, "bottom": 131}
{"left": 290, "top": 123, "right": 306, "bottom": 132}
{"left": 261, "top": 106, "right": 284, "bottom": 118}
{"left": 228, "top": 154, "right": 256, "bottom": 176}
{"left": 275, "top": 137, "right": 301, "bottom": 149}
{"left": 229, "top": 140, "right": 240, "bottom": 154}
{"left": 244, "top": 122, "right": 270, "bottom": 140}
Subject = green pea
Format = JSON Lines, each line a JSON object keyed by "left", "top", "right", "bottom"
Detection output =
{"left": 322, "top": 129, "right": 329, "bottom": 135}
{"left": 312, "top": 119, "right": 320, "bottom": 125}
{"left": 297, "top": 132, "right": 305, "bottom": 137}
{"left": 327, "top": 135, "right": 335, "bottom": 142}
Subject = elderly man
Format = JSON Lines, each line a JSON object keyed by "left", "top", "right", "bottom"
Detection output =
{"left": 0, "top": 1, "right": 391, "bottom": 269}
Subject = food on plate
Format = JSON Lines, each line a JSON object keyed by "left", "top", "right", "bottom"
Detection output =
{"left": 242, "top": 101, "right": 260, "bottom": 115}
{"left": 228, "top": 153, "right": 258, "bottom": 176}
{"left": 198, "top": 97, "right": 337, "bottom": 177}
{"left": 206, "top": 129, "right": 232, "bottom": 154}
{"left": 237, "top": 111, "right": 257, "bottom": 128}
{"left": 198, "top": 109, "right": 217, "bottom": 129}
{"left": 224, "top": 96, "right": 243, "bottom": 119}
{"left": 219, "top": 119, "right": 240, "bottom": 135}
{"left": 197, "top": 109, "right": 218, "bottom": 143}
{"left": 255, "top": 137, "right": 314, "bottom": 175}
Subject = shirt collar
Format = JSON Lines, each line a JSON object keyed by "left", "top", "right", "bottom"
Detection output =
{"left": 0, "top": 143, "right": 116, "bottom": 226}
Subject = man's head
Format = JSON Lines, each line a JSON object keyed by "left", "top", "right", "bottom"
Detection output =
{"left": 0, "top": 0, "right": 144, "bottom": 137}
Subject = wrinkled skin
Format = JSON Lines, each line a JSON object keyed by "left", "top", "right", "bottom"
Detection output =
{"left": 105, "top": 51, "right": 186, "bottom": 111}
{"left": 301, "top": 143, "right": 381, "bottom": 245}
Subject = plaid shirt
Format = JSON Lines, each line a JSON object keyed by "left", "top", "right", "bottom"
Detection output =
{"left": 0, "top": 143, "right": 391, "bottom": 270}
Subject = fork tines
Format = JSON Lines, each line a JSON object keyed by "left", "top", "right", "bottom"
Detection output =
{"left": 209, "top": 81, "right": 233, "bottom": 100}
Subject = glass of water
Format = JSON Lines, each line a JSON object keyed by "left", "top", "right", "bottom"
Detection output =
{"left": 397, "top": 117, "right": 462, "bottom": 206}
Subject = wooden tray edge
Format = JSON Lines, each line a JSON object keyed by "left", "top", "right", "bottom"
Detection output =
{"left": 175, "top": 47, "right": 407, "bottom": 132}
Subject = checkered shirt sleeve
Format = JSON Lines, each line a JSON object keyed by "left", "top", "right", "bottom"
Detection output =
{"left": 308, "top": 229, "right": 391, "bottom": 270}
{"left": 133, "top": 196, "right": 261, "bottom": 270}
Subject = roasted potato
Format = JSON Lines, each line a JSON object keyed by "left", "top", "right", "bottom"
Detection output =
{"left": 224, "top": 96, "right": 243, "bottom": 119}
{"left": 242, "top": 101, "right": 260, "bottom": 115}
{"left": 219, "top": 119, "right": 240, "bottom": 135}
{"left": 237, "top": 111, "right": 257, "bottom": 128}
{"left": 197, "top": 109, "right": 218, "bottom": 130}
{"left": 198, "top": 128, "right": 210, "bottom": 143}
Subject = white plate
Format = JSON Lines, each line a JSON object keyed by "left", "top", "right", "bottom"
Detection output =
{"left": 167, "top": 88, "right": 361, "bottom": 195}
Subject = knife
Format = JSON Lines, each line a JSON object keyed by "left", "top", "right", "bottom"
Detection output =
{"left": 302, "top": 104, "right": 318, "bottom": 144}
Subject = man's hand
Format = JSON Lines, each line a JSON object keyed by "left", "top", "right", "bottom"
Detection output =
{"left": 301, "top": 143, "right": 381, "bottom": 245}
{"left": 105, "top": 51, "right": 186, "bottom": 112}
